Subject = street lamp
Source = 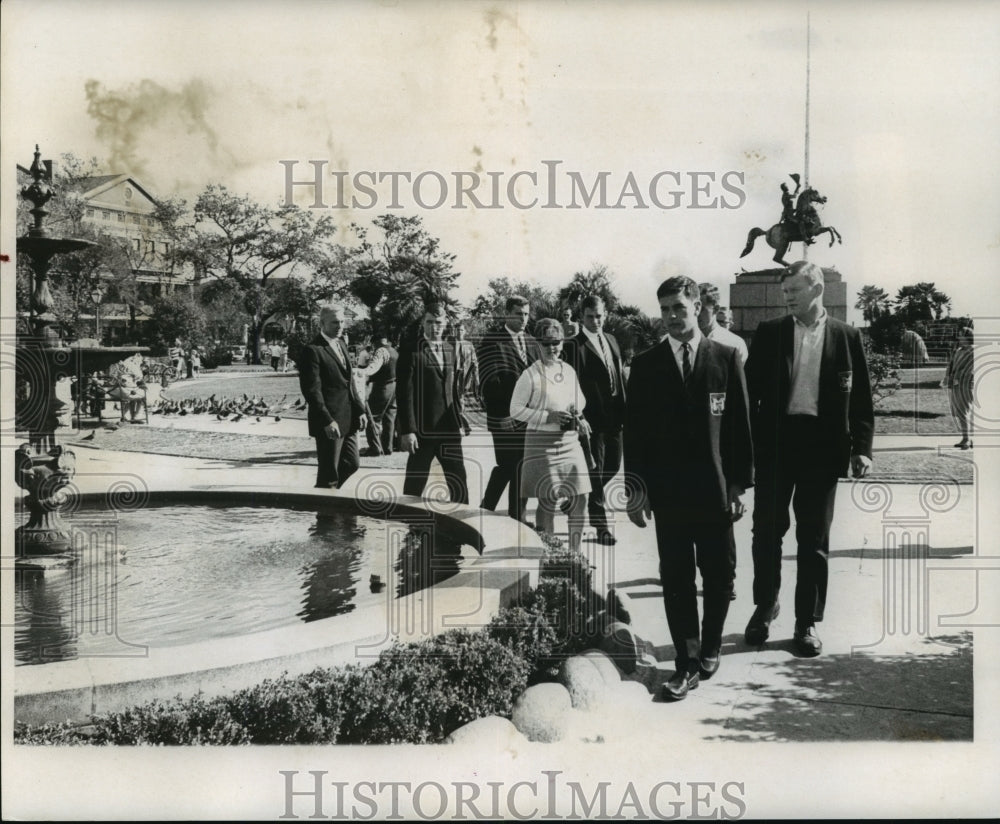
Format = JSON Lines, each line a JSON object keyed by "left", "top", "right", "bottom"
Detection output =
{"left": 90, "top": 284, "right": 104, "bottom": 341}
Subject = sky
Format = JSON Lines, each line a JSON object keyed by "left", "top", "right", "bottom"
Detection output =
{"left": 3, "top": 3, "right": 1000, "bottom": 818}
{"left": 3, "top": 0, "right": 999, "bottom": 325}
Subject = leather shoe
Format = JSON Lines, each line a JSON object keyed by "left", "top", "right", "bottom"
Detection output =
{"left": 661, "top": 669, "right": 699, "bottom": 701}
{"left": 744, "top": 602, "right": 779, "bottom": 646}
{"left": 596, "top": 530, "right": 617, "bottom": 545}
{"left": 699, "top": 652, "right": 721, "bottom": 679}
{"left": 793, "top": 622, "right": 822, "bottom": 656}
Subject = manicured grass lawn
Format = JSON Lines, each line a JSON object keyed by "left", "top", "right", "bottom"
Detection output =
{"left": 145, "top": 364, "right": 972, "bottom": 483}
{"left": 875, "top": 367, "right": 960, "bottom": 435}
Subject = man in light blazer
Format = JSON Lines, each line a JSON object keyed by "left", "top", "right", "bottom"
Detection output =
{"left": 397, "top": 302, "right": 468, "bottom": 504}
{"left": 625, "top": 276, "right": 753, "bottom": 701}
{"left": 563, "top": 295, "right": 626, "bottom": 544}
{"left": 298, "top": 304, "right": 366, "bottom": 489}
{"left": 744, "top": 260, "right": 874, "bottom": 657}
{"left": 477, "top": 295, "right": 539, "bottom": 522}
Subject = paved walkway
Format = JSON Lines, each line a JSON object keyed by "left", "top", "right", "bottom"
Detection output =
{"left": 51, "top": 409, "right": 989, "bottom": 744}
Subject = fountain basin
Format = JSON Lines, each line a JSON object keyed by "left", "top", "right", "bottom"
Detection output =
{"left": 15, "top": 487, "right": 545, "bottom": 726}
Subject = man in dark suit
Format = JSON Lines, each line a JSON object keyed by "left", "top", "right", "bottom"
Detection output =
{"left": 744, "top": 260, "right": 874, "bottom": 657}
{"left": 563, "top": 295, "right": 626, "bottom": 544}
{"left": 397, "top": 302, "right": 468, "bottom": 504}
{"left": 625, "top": 276, "right": 753, "bottom": 701}
{"left": 298, "top": 305, "right": 367, "bottom": 489}
{"left": 477, "top": 295, "right": 539, "bottom": 522}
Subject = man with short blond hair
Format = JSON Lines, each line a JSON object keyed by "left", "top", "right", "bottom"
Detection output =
{"left": 744, "top": 261, "right": 874, "bottom": 657}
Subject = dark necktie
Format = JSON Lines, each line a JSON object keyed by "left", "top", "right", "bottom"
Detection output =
{"left": 598, "top": 334, "right": 617, "bottom": 395}
{"left": 515, "top": 334, "right": 527, "bottom": 363}
{"left": 682, "top": 342, "right": 692, "bottom": 383}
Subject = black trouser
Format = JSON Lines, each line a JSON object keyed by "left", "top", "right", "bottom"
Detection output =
{"left": 653, "top": 507, "right": 735, "bottom": 672}
{"left": 366, "top": 381, "right": 397, "bottom": 454}
{"left": 314, "top": 431, "right": 360, "bottom": 489}
{"left": 480, "top": 428, "right": 526, "bottom": 520}
{"left": 751, "top": 415, "right": 839, "bottom": 624}
{"left": 587, "top": 428, "right": 622, "bottom": 532}
{"left": 403, "top": 431, "right": 469, "bottom": 504}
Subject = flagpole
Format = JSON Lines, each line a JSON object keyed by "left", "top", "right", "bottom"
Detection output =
{"left": 802, "top": 11, "right": 811, "bottom": 262}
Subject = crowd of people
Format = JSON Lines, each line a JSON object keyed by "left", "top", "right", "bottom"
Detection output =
{"left": 299, "top": 261, "right": 878, "bottom": 702}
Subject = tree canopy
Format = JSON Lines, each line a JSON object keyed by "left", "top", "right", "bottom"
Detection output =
{"left": 175, "top": 184, "right": 337, "bottom": 362}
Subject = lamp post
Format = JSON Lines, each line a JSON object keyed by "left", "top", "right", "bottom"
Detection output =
{"left": 90, "top": 284, "right": 104, "bottom": 342}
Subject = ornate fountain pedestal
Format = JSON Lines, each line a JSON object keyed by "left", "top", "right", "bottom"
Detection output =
{"left": 15, "top": 444, "right": 77, "bottom": 567}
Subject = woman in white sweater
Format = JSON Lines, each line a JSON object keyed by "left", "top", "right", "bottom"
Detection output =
{"left": 509, "top": 318, "right": 592, "bottom": 551}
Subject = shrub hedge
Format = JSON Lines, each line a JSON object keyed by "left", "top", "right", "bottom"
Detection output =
{"left": 15, "top": 534, "right": 610, "bottom": 745}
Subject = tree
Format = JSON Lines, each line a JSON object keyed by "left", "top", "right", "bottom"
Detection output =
{"left": 855, "top": 285, "right": 892, "bottom": 325}
{"left": 198, "top": 279, "right": 249, "bottom": 345}
{"left": 343, "top": 215, "right": 462, "bottom": 341}
{"left": 557, "top": 264, "right": 620, "bottom": 313}
{"left": 894, "top": 282, "right": 951, "bottom": 324}
{"left": 176, "top": 184, "right": 337, "bottom": 363}
{"left": 603, "top": 304, "right": 661, "bottom": 362}
{"left": 468, "top": 277, "right": 559, "bottom": 328}
{"left": 145, "top": 291, "right": 208, "bottom": 354}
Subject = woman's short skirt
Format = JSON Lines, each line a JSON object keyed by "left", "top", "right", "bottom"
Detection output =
{"left": 520, "top": 430, "right": 592, "bottom": 503}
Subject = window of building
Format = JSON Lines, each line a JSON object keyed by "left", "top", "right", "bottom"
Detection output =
{"left": 133, "top": 238, "right": 141, "bottom": 251}
{"left": 117, "top": 213, "right": 125, "bottom": 222}
{"left": 131, "top": 215, "right": 140, "bottom": 224}
{"left": 101, "top": 210, "right": 111, "bottom": 220}
{"left": 86, "top": 208, "right": 94, "bottom": 218}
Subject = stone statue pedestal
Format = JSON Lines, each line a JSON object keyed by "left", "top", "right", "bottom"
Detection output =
{"left": 729, "top": 267, "right": 847, "bottom": 337}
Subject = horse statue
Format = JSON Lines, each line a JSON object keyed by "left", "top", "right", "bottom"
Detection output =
{"left": 740, "top": 186, "right": 842, "bottom": 266}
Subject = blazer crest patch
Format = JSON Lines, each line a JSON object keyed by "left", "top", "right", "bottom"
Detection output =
{"left": 838, "top": 370, "right": 853, "bottom": 392}
{"left": 710, "top": 392, "right": 726, "bottom": 415}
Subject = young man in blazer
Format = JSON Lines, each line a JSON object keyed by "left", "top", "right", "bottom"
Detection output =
{"left": 476, "top": 295, "right": 539, "bottom": 522}
{"left": 397, "top": 302, "right": 469, "bottom": 504}
{"left": 563, "top": 295, "right": 626, "bottom": 544}
{"left": 744, "top": 261, "right": 874, "bottom": 656}
{"left": 625, "top": 276, "right": 754, "bottom": 701}
{"left": 298, "top": 305, "right": 367, "bottom": 489}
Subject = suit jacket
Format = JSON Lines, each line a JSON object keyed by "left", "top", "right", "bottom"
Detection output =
{"left": 563, "top": 329, "right": 626, "bottom": 432}
{"left": 624, "top": 336, "right": 753, "bottom": 515}
{"left": 397, "top": 337, "right": 462, "bottom": 436}
{"left": 745, "top": 314, "right": 874, "bottom": 477}
{"left": 299, "top": 334, "right": 365, "bottom": 438}
{"left": 476, "top": 328, "right": 541, "bottom": 431}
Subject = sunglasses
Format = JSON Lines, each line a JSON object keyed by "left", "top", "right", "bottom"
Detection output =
{"left": 540, "top": 339, "right": 563, "bottom": 346}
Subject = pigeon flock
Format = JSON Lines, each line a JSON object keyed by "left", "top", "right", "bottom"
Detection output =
{"left": 149, "top": 393, "right": 306, "bottom": 423}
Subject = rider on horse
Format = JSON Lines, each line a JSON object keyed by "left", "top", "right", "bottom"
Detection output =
{"left": 780, "top": 173, "right": 814, "bottom": 244}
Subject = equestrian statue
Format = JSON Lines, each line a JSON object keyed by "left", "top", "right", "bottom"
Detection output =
{"left": 741, "top": 174, "right": 842, "bottom": 266}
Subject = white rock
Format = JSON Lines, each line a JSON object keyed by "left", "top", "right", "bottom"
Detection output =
{"left": 580, "top": 649, "right": 623, "bottom": 684}
{"left": 443, "top": 716, "right": 528, "bottom": 748}
{"left": 511, "top": 683, "right": 572, "bottom": 743}
{"left": 558, "top": 656, "right": 609, "bottom": 711}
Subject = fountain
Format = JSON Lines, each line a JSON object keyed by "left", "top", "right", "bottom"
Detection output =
{"left": 12, "top": 146, "right": 546, "bottom": 728}
{"left": 14, "top": 145, "right": 148, "bottom": 559}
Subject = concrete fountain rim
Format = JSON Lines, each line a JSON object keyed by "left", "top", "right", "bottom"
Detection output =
{"left": 15, "top": 485, "right": 546, "bottom": 726}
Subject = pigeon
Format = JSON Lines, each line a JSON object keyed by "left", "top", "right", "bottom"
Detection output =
{"left": 82, "top": 431, "right": 96, "bottom": 441}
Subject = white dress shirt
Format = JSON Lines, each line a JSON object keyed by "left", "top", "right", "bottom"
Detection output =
{"left": 786, "top": 310, "right": 828, "bottom": 416}
{"left": 663, "top": 329, "right": 703, "bottom": 376}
